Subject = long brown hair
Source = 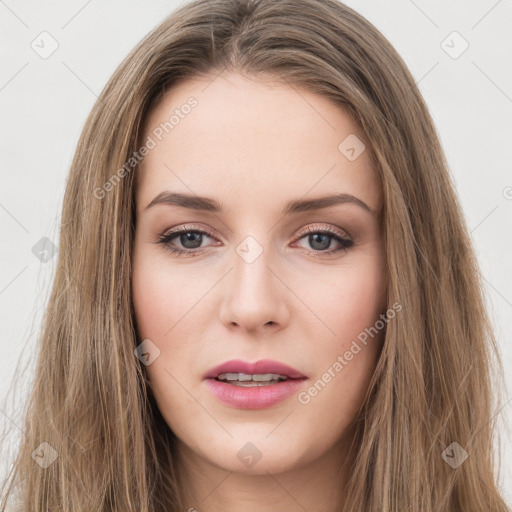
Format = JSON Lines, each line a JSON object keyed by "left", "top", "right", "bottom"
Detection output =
{"left": 1, "top": 0, "right": 509, "bottom": 510}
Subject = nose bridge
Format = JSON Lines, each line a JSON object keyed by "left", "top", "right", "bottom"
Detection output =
{"left": 235, "top": 235, "right": 273, "bottom": 298}
{"left": 220, "top": 233, "right": 288, "bottom": 331}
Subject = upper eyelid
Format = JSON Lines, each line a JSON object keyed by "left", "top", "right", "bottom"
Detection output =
{"left": 159, "top": 224, "right": 216, "bottom": 240}
{"left": 160, "top": 223, "right": 352, "bottom": 241}
{"left": 297, "top": 224, "right": 352, "bottom": 240}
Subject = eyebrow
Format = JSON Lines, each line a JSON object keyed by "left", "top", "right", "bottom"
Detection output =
{"left": 144, "top": 191, "right": 374, "bottom": 215}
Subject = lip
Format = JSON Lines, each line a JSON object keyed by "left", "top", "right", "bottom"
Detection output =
{"left": 203, "top": 359, "right": 308, "bottom": 410}
{"left": 203, "top": 359, "right": 306, "bottom": 380}
{"left": 205, "top": 378, "right": 307, "bottom": 409}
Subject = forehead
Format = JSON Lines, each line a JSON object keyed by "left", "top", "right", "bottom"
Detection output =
{"left": 136, "top": 72, "right": 381, "bottom": 215}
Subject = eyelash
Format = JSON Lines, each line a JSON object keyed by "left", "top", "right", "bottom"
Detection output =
{"left": 155, "top": 223, "right": 355, "bottom": 258}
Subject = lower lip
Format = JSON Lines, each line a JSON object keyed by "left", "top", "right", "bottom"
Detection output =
{"left": 205, "top": 378, "right": 307, "bottom": 409}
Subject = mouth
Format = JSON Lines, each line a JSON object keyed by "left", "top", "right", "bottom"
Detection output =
{"left": 203, "top": 359, "right": 308, "bottom": 409}
{"left": 204, "top": 358, "right": 307, "bottom": 382}
{"left": 214, "top": 372, "right": 295, "bottom": 387}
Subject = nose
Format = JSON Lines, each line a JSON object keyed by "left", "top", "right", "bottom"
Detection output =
{"left": 219, "top": 241, "right": 290, "bottom": 335}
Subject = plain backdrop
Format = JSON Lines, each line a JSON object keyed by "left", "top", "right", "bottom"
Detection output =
{"left": 1, "top": 0, "right": 511, "bottom": 504}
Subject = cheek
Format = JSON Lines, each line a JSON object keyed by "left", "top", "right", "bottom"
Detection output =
{"left": 131, "top": 255, "right": 203, "bottom": 431}
{"left": 131, "top": 246, "right": 214, "bottom": 386}
{"left": 299, "top": 256, "right": 386, "bottom": 346}
{"left": 132, "top": 262, "right": 171, "bottom": 340}
{"left": 132, "top": 250, "right": 207, "bottom": 340}
{"left": 334, "top": 261, "right": 386, "bottom": 373}
{"left": 294, "top": 256, "right": 386, "bottom": 417}
{"left": 338, "top": 266, "right": 385, "bottom": 341}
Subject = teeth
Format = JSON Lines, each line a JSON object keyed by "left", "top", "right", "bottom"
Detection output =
{"left": 217, "top": 372, "right": 288, "bottom": 382}
{"left": 225, "top": 381, "right": 280, "bottom": 387}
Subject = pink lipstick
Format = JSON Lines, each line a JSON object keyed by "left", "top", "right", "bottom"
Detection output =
{"left": 204, "top": 359, "right": 307, "bottom": 409}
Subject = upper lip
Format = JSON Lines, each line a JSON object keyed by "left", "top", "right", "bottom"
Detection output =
{"left": 204, "top": 359, "right": 307, "bottom": 380}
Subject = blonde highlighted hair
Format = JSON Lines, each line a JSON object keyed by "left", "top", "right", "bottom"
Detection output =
{"left": 1, "top": 0, "right": 510, "bottom": 510}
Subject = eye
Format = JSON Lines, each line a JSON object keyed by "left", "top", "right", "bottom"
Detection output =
{"left": 155, "top": 224, "right": 218, "bottom": 257}
{"left": 291, "top": 224, "right": 354, "bottom": 257}
{"left": 155, "top": 223, "right": 354, "bottom": 257}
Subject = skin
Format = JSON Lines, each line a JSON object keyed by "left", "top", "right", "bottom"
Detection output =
{"left": 132, "top": 71, "right": 387, "bottom": 512}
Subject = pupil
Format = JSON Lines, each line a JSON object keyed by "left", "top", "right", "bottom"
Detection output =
{"left": 309, "top": 233, "right": 330, "bottom": 251}
{"left": 181, "top": 232, "right": 202, "bottom": 249}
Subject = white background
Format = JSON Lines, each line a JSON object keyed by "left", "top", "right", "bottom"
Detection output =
{"left": 1, "top": 0, "right": 511, "bottom": 504}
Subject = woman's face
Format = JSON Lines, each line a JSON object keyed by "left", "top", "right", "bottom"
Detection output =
{"left": 132, "top": 72, "right": 386, "bottom": 476}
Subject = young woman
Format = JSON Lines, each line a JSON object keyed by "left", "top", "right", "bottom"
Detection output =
{"left": 1, "top": 0, "right": 510, "bottom": 510}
